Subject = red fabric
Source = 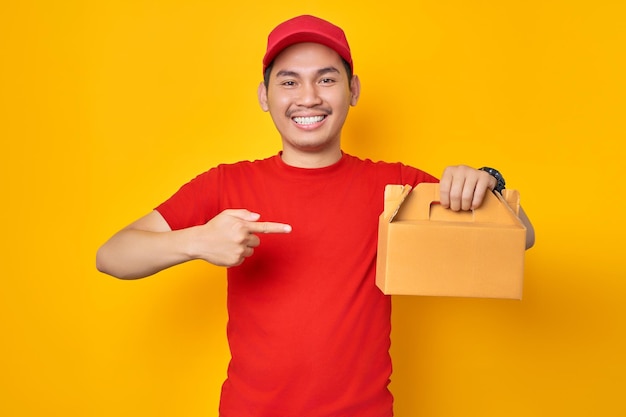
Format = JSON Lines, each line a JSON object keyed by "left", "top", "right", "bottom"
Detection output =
{"left": 156, "top": 153, "right": 437, "bottom": 417}
{"left": 263, "top": 15, "right": 352, "bottom": 73}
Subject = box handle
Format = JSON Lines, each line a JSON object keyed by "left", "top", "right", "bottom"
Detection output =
{"left": 413, "top": 183, "right": 516, "bottom": 224}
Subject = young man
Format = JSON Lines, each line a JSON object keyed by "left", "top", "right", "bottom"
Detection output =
{"left": 97, "top": 15, "right": 534, "bottom": 417}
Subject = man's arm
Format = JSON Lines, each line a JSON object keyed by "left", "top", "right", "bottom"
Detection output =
{"left": 96, "top": 209, "right": 292, "bottom": 279}
{"left": 438, "top": 165, "right": 535, "bottom": 249}
{"left": 518, "top": 206, "right": 535, "bottom": 249}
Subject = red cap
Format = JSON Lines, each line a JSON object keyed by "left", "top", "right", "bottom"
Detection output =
{"left": 262, "top": 15, "right": 353, "bottom": 74}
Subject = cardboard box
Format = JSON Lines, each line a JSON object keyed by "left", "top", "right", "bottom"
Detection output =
{"left": 376, "top": 183, "right": 527, "bottom": 299}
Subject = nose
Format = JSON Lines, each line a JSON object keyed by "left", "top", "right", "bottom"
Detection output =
{"left": 296, "top": 82, "right": 323, "bottom": 107}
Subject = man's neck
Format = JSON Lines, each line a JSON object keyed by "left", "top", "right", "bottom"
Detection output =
{"left": 280, "top": 148, "right": 343, "bottom": 169}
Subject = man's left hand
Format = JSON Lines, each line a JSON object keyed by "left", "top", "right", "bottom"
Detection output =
{"left": 439, "top": 165, "right": 497, "bottom": 211}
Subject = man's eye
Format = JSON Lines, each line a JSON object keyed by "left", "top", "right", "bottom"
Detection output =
{"left": 281, "top": 80, "right": 296, "bottom": 87}
{"left": 320, "top": 78, "right": 335, "bottom": 84}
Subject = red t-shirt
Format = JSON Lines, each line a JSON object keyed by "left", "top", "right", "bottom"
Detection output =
{"left": 156, "top": 153, "right": 437, "bottom": 417}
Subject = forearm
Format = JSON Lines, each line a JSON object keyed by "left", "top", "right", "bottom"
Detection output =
{"left": 96, "top": 227, "right": 195, "bottom": 280}
{"left": 519, "top": 206, "right": 535, "bottom": 249}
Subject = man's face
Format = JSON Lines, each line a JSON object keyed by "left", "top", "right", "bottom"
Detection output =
{"left": 258, "top": 42, "right": 360, "bottom": 166}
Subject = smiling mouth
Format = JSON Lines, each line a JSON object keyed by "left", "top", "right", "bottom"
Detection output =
{"left": 292, "top": 115, "right": 326, "bottom": 125}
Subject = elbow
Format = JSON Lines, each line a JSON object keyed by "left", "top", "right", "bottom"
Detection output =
{"left": 525, "top": 233, "right": 535, "bottom": 250}
{"left": 518, "top": 206, "right": 535, "bottom": 250}
{"left": 95, "top": 247, "right": 119, "bottom": 278}
{"left": 95, "top": 246, "right": 109, "bottom": 274}
{"left": 525, "top": 226, "right": 536, "bottom": 250}
{"left": 95, "top": 246, "right": 135, "bottom": 280}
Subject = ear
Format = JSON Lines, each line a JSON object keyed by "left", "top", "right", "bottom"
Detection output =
{"left": 349, "top": 75, "right": 361, "bottom": 106}
{"left": 258, "top": 82, "right": 269, "bottom": 112}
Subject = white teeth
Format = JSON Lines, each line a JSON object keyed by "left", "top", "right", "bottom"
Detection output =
{"left": 293, "top": 115, "right": 325, "bottom": 125}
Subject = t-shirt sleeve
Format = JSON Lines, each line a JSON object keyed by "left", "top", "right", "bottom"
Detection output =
{"left": 399, "top": 163, "right": 439, "bottom": 186}
{"left": 155, "top": 168, "right": 220, "bottom": 231}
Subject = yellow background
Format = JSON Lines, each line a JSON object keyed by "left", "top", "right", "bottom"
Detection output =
{"left": 2, "top": 0, "right": 625, "bottom": 415}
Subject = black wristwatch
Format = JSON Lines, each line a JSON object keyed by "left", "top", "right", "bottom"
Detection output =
{"left": 479, "top": 167, "right": 506, "bottom": 194}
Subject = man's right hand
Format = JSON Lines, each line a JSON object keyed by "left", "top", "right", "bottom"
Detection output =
{"left": 96, "top": 209, "right": 291, "bottom": 279}
{"left": 191, "top": 209, "right": 292, "bottom": 267}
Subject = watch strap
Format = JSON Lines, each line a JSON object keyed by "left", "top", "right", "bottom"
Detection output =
{"left": 479, "top": 167, "right": 506, "bottom": 193}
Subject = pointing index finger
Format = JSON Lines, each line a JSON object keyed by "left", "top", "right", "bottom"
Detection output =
{"left": 247, "top": 222, "right": 292, "bottom": 234}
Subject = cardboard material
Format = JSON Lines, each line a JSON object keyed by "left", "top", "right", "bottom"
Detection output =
{"left": 376, "top": 183, "right": 527, "bottom": 299}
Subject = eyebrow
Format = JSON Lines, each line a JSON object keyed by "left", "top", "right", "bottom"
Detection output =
{"left": 275, "top": 66, "right": 341, "bottom": 79}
